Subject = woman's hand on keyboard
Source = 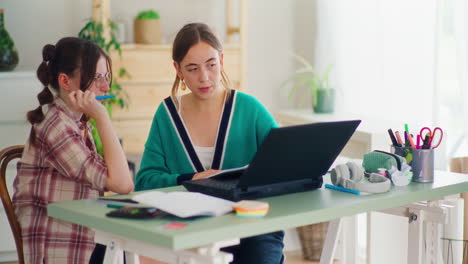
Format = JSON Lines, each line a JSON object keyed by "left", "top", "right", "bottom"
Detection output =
{"left": 192, "top": 169, "right": 221, "bottom": 180}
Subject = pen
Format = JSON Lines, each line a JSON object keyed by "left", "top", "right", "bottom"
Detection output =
{"left": 387, "top": 129, "right": 400, "bottom": 147}
{"left": 416, "top": 134, "right": 421, "bottom": 149}
{"left": 325, "top": 184, "right": 360, "bottom": 195}
{"left": 96, "top": 95, "right": 115, "bottom": 100}
{"left": 404, "top": 131, "right": 409, "bottom": 147}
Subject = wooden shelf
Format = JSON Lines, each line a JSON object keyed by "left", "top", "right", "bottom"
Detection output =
{"left": 94, "top": 0, "right": 247, "bottom": 154}
{"left": 120, "top": 43, "right": 242, "bottom": 50}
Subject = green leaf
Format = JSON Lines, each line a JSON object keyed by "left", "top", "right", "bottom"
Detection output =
{"left": 136, "top": 9, "right": 160, "bottom": 20}
{"left": 77, "top": 18, "right": 131, "bottom": 116}
{"left": 280, "top": 53, "right": 333, "bottom": 104}
{"left": 89, "top": 119, "right": 103, "bottom": 156}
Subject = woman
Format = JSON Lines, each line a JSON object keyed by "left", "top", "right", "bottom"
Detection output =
{"left": 136, "top": 23, "right": 284, "bottom": 264}
{"left": 12, "top": 37, "right": 134, "bottom": 263}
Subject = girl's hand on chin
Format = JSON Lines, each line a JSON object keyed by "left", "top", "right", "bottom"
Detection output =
{"left": 67, "top": 90, "right": 107, "bottom": 119}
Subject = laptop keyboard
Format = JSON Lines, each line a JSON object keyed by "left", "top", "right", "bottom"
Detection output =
{"left": 199, "top": 178, "right": 239, "bottom": 190}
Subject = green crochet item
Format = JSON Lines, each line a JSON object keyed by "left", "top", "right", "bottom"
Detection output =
{"left": 362, "top": 151, "right": 406, "bottom": 173}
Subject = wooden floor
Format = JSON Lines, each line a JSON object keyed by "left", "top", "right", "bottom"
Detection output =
{"left": 0, "top": 250, "right": 339, "bottom": 264}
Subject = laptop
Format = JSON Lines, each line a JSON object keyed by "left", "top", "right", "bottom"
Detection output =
{"left": 183, "top": 120, "right": 361, "bottom": 201}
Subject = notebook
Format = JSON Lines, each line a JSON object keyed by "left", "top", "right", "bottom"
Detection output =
{"left": 132, "top": 191, "right": 234, "bottom": 218}
{"left": 183, "top": 120, "right": 361, "bottom": 201}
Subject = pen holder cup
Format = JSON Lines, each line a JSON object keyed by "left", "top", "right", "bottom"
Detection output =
{"left": 391, "top": 146, "right": 434, "bottom": 183}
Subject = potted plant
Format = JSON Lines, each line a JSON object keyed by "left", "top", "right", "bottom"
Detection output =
{"left": 134, "top": 9, "right": 161, "bottom": 44}
{"left": 78, "top": 18, "right": 130, "bottom": 155}
{"left": 281, "top": 54, "right": 335, "bottom": 113}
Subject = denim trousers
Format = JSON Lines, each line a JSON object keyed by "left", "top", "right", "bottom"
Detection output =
{"left": 222, "top": 230, "right": 285, "bottom": 264}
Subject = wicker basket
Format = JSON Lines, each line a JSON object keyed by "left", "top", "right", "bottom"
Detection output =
{"left": 297, "top": 222, "right": 329, "bottom": 261}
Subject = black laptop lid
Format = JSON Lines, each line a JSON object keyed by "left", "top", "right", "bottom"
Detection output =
{"left": 238, "top": 120, "right": 361, "bottom": 188}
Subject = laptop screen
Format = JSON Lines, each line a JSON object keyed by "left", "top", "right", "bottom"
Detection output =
{"left": 239, "top": 120, "right": 361, "bottom": 187}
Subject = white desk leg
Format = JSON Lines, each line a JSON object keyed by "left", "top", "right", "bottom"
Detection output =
{"left": 343, "top": 215, "right": 358, "bottom": 264}
{"left": 103, "top": 241, "right": 124, "bottom": 264}
{"left": 320, "top": 218, "right": 342, "bottom": 264}
{"left": 407, "top": 209, "right": 424, "bottom": 264}
{"left": 125, "top": 252, "right": 140, "bottom": 264}
{"left": 96, "top": 229, "right": 238, "bottom": 264}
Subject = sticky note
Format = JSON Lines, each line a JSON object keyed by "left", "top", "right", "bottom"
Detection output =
{"left": 164, "top": 222, "right": 187, "bottom": 230}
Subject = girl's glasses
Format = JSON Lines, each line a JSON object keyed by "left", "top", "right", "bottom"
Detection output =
{"left": 93, "top": 72, "right": 111, "bottom": 86}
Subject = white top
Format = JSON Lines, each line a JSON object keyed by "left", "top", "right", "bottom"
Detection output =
{"left": 177, "top": 95, "right": 215, "bottom": 170}
{"left": 193, "top": 145, "right": 215, "bottom": 170}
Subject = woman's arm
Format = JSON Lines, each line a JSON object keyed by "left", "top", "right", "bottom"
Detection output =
{"left": 135, "top": 104, "right": 194, "bottom": 191}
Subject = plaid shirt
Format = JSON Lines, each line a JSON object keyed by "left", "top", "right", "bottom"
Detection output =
{"left": 13, "top": 98, "right": 108, "bottom": 264}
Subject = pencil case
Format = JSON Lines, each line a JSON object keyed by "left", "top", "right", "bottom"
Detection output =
{"left": 362, "top": 150, "right": 405, "bottom": 173}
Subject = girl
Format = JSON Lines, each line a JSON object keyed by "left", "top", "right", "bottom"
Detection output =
{"left": 12, "top": 37, "right": 134, "bottom": 263}
{"left": 136, "top": 23, "right": 284, "bottom": 264}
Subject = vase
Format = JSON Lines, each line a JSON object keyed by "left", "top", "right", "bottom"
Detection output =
{"left": 134, "top": 19, "right": 161, "bottom": 44}
{"left": 0, "top": 9, "right": 19, "bottom": 71}
{"left": 313, "top": 88, "right": 335, "bottom": 113}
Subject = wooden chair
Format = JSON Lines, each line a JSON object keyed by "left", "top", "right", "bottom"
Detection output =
{"left": 0, "top": 145, "right": 24, "bottom": 264}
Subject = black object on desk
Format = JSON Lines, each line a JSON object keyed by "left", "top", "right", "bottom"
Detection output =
{"left": 106, "top": 207, "right": 162, "bottom": 219}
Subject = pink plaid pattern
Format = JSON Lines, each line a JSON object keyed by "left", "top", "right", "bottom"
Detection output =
{"left": 13, "top": 98, "right": 108, "bottom": 263}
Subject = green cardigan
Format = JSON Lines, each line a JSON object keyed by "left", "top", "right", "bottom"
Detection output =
{"left": 135, "top": 90, "right": 278, "bottom": 191}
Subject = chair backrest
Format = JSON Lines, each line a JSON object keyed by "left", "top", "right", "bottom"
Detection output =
{"left": 0, "top": 145, "right": 24, "bottom": 264}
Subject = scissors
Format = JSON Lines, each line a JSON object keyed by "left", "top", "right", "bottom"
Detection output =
{"left": 419, "top": 127, "right": 444, "bottom": 149}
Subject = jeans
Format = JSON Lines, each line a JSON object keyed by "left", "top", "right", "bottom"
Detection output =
{"left": 222, "top": 230, "right": 285, "bottom": 264}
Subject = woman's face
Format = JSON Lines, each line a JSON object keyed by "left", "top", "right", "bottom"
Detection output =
{"left": 88, "top": 56, "right": 111, "bottom": 97}
{"left": 176, "top": 41, "right": 224, "bottom": 100}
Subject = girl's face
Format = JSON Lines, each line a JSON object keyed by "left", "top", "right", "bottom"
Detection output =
{"left": 61, "top": 56, "right": 110, "bottom": 96}
{"left": 88, "top": 56, "right": 111, "bottom": 97}
{"left": 175, "top": 41, "right": 224, "bottom": 100}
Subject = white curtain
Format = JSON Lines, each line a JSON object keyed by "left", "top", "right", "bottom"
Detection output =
{"left": 441, "top": 0, "right": 468, "bottom": 159}
{"left": 314, "top": 0, "right": 446, "bottom": 172}
{"left": 313, "top": 1, "right": 441, "bottom": 263}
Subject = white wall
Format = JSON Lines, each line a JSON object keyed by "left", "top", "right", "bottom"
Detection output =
{"left": 0, "top": 0, "right": 300, "bottom": 113}
{"left": 246, "top": 1, "right": 294, "bottom": 111}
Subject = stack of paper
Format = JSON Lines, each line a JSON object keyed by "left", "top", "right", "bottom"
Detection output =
{"left": 232, "top": 200, "right": 269, "bottom": 218}
{"left": 133, "top": 191, "right": 234, "bottom": 218}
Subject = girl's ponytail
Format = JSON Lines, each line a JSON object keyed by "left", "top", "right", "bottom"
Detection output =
{"left": 27, "top": 44, "right": 56, "bottom": 145}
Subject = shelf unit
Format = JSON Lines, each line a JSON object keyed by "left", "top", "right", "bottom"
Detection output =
{"left": 92, "top": 0, "right": 247, "bottom": 154}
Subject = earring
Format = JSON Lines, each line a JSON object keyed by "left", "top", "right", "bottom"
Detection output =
{"left": 181, "top": 80, "right": 186, "bottom": 91}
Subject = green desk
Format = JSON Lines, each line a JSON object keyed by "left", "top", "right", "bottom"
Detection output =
{"left": 48, "top": 171, "right": 468, "bottom": 264}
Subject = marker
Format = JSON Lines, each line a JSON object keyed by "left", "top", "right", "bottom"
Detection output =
{"left": 422, "top": 134, "right": 431, "bottom": 149}
{"left": 96, "top": 95, "right": 115, "bottom": 100}
{"left": 395, "top": 131, "right": 404, "bottom": 146}
{"left": 404, "top": 123, "right": 410, "bottom": 135}
{"left": 325, "top": 184, "right": 360, "bottom": 195}
{"left": 387, "top": 129, "right": 400, "bottom": 147}
{"left": 407, "top": 133, "right": 417, "bottom": 149}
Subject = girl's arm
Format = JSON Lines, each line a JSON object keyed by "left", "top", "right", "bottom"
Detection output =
{"left": 68, "top": 90, "right": 133, "bottom": 193}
